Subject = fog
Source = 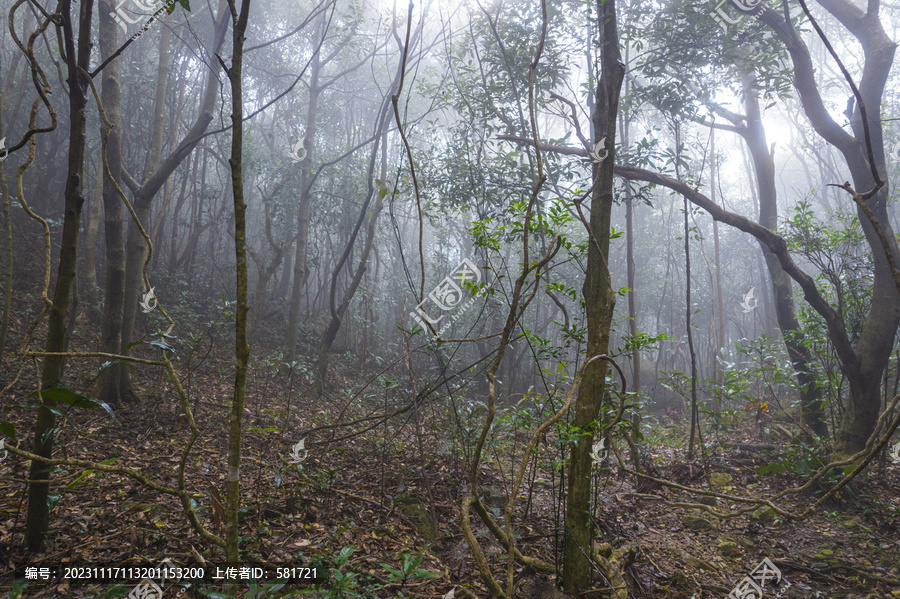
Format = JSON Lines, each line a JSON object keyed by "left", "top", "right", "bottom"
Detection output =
{"left": 0, "top": 0, "right": 899, "bottom": 596}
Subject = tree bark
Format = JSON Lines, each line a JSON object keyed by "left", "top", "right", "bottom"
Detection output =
{"left": 710, "top": 127, "right": 725, "bottom": 407}
{"left": 26, "top": 0, "right": 93, "bottom": 552}
{"left": 81, "top": 165, "right": 104, "bottom": 315}
{"left": 0, "top": 59, "right": 11, "bottom": 364}
{"left": 223, "top": 0, "right": 251, "bottom": 569}
{"left": 95, "top": 0, "right": 127, "bottom": 405}
{"left": 563, "top": 0, "right": 624, "bottom": 591}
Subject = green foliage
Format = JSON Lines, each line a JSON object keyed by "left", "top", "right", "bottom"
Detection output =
{"left": 313, "top": 545, "right": 362, "bottom": 599}
{"left": 785, "top": 199, "right": 872, "bottom": 344}
{"left": 6, "top": 579, "right": 27, "bottom": 599}
{"left": 197, "top": 577, "right": 298, "bottom": 599}
{"left": 1, "top": 387, "right": 118, "bottom": 448}
{"left": 28, "top": 387, "right": 115, "bottom": 419}
{"left": 166, "top": 0, "right": 190, "bottom": 14}
{"left": 0, "top": 420, "right": 15, "bottom": 439}
{"left": 48, "top": 457, "right": 120, "bottom": 511}
{"left": 380, "top": 550, "right": 437, "bottom": 585}
{"left": 757, "top": 444, "right": 825, "bottom": 477}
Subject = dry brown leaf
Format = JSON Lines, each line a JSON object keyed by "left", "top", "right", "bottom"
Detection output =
{"left": 208, "top": 482, "right": 226, "bottom": 533}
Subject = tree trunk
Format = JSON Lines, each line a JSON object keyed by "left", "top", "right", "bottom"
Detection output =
{"left": 81, "top": 165, "right": 104, "bottom": 315}
{"left": 757, "top": 0, "right": 897, "bottom": 455}
{"left": 710, "top": 128, "right": 725, "bottom": 408}
{"left": 740, "top": 74, "right": 828, "bottom": 438}
{"left": 563, "top": 0, "right": 623, "bottom": 591}
{"left": 95, "top": 0, "right": 127, "bottom": 405}
{"left": 223, "top": 0, "right": 251, "bottom": 570}
{"left": 285, "top": 18, "right": 323, "bottom": 364}
{"left": 26, "top": 0, "right": 93, "bottom": 552}
{"left": 315, "top": 131, "right": 388, "bottom": 392}
{"left": 0, "top": 64, "right": 12, "bottom": 363}
{"left": 118, "top": 5, "right": 227, "bottom": 399}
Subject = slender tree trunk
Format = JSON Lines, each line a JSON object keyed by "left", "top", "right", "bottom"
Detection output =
{"left": 710, "top": 127, "right": 725, "bottom": 408}
{"left": 26, "top": 0, "right": 93, "bottom": 552}
{"left": 315, "top": 122, "right": 389, "bottom": 392}
{"left": 618, "top": 92, "right": 640, "bottom": 395}
{"left": 119, "top": 22, "right": 173, "bottom": 393}
{"left": 684, "top": 188, "right": 700, "bottom": 457}
{"left": 0, "top": 64, "right": 11, "bottom": 363}
{"left": 285, "top": 18, "right": 323, "bottom": 363}
{"left": 563, "top": 0, "right": 623, "bottom": 590}
{"left": 223, "top": 0, "right": 251, "bottom": 569}
{"left": 95, "top": 0, "right": 127, "bottom": 405}
{"left": 0, "top": 161, "right": 10, "bottom": 364}
{"left": 81, "top": 165, "right": 104, "bottom": 314}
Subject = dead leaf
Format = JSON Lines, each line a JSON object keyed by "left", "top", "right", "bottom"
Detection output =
{"left": 208, "top": 483, "right": 226, "bottom": 533}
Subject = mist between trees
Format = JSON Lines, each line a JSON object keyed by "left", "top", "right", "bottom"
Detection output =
{"left": 0, "top": 0, "right": 899, "bottom": 597}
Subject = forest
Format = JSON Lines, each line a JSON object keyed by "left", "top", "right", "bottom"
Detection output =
{"left": 0, "top": 0, "right": 898, "bottom": 596}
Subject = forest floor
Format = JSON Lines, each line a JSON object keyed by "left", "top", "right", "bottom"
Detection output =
{"left": 1, "top": 336, "right": 899, "bottom": 599}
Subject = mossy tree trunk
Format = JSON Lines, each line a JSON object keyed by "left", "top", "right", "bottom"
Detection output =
{"left": 223, "top": 0, "right": 251, "bottom": 567}
{"left": 562, "top": 0, "right": 624, "bottom": 591}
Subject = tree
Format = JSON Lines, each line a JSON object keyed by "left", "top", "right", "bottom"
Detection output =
{"left": 222, "top": 0, "right": 252, "bottom": 567}
{"left": 112, "top": 3, "right": 230, "bottom": 403}
{"left": 563, "top": 0, "right": 624, "bottom": 591}
{"left": 26, "top": 0, "right": 95, "bottom": 552}
{"left": 94, "top": 0, "right": 127, "bottom": 406}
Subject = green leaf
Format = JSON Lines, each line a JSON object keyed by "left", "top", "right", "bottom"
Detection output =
{"left": 411, "top": 568, "right": 438, "bottom": 578}
{"left": 28, "top": 388, "right": 116, "bottom": 419}
{"left": 65, "top": 470, "right": 96, "bottom": 491}
{"left": 179, "top": 0, "right": 191, "bottom": 11}
{"left": 149, "top": 338, "right": 176, "bottom": 353}
{"left": 379, "top": 187, "right": 387, "bottom": 199}
{"left": 8, "top": 578, "right": 28, "bottom": 598}
{"left": 0, "top": 421, "right": 15, "bottom": 440}
{"left": 98, "top": 360, "right": 136, "bottom": 376}
{"left": 30, "top": 387, "right": 84, "bottom": 404}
